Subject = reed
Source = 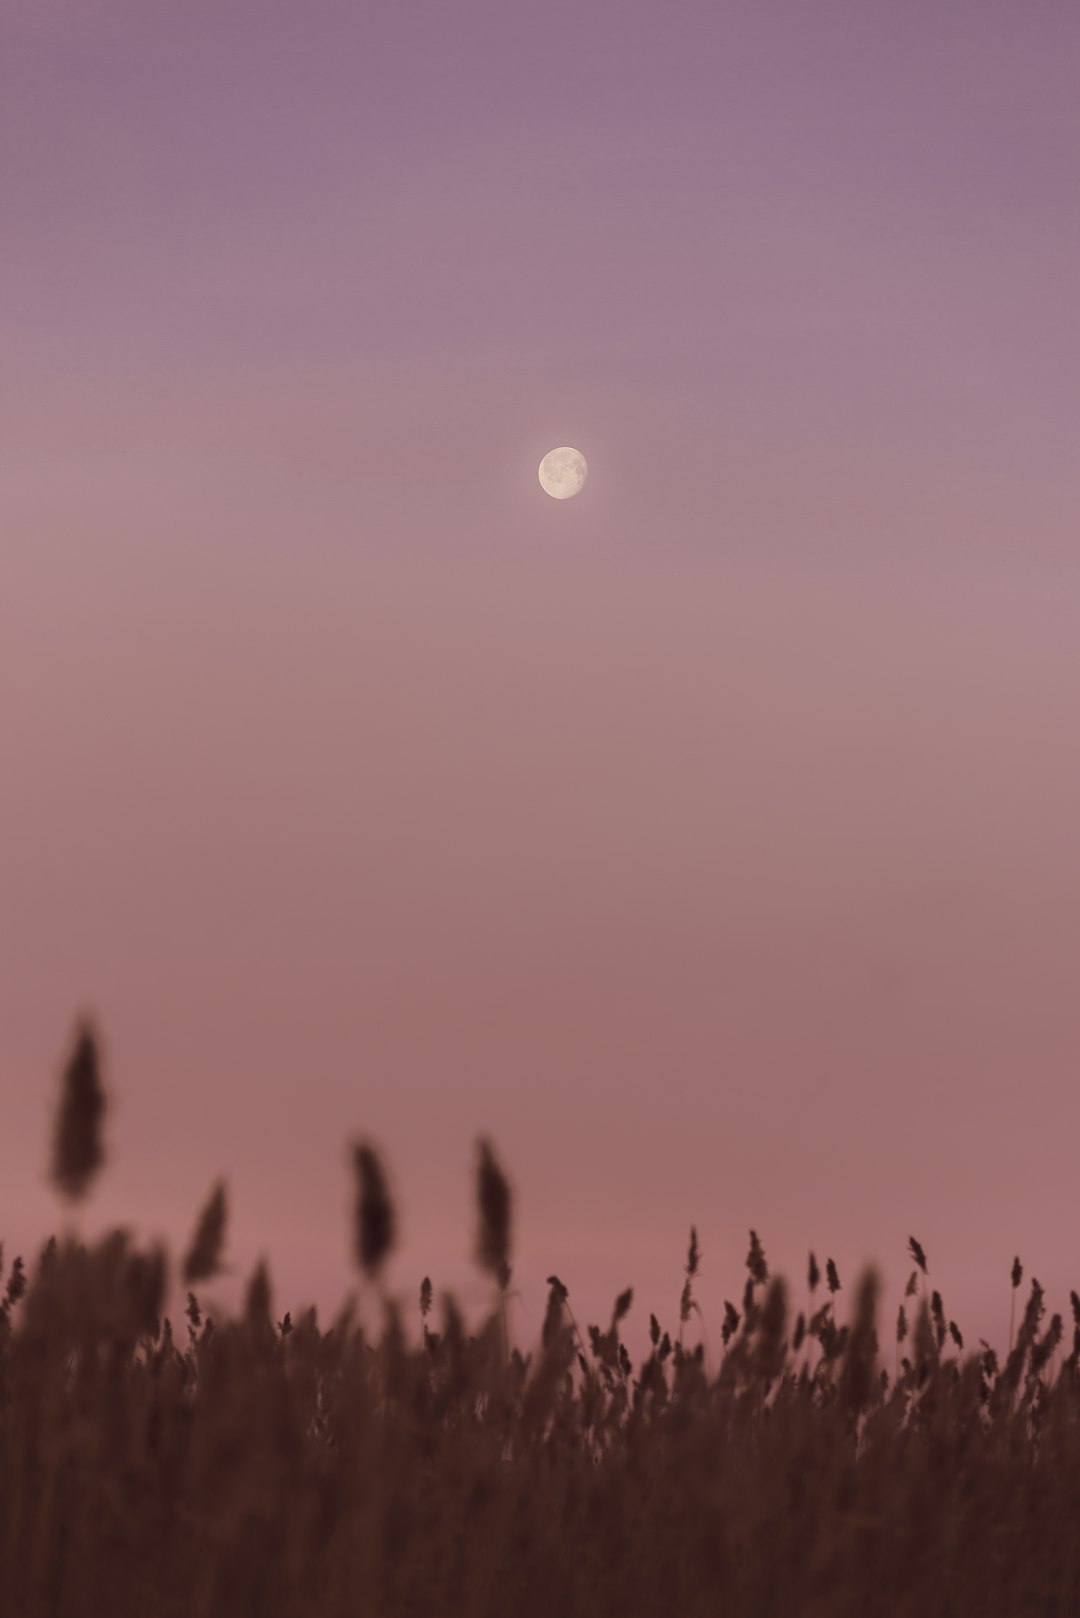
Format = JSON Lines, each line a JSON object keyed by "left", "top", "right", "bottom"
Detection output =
{"left": 3, "top": 1019, "right": 1080, "bottom": 1617}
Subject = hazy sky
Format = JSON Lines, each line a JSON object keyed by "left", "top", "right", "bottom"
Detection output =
{"left": 3, "top": 1, "right": 1080, "bottom": 1353}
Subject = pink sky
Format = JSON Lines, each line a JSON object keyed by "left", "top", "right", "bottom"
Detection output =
{"left": 3, "top": 1, "right": 1080, "bottom": 1355}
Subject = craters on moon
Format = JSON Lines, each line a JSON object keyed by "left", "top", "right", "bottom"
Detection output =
{"left": 539, "top": 446, "right": 588, "bottom": 499}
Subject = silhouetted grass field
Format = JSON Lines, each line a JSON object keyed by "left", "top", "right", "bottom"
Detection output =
{"left": 3, "top": 1023, "right": 1080, "bottom": 1616}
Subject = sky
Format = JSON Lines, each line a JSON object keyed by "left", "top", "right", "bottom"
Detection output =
{"left": 3, "top": 0, "right": 1080, "bottom": 1356}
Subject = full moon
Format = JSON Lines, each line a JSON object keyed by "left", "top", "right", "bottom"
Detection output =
{"left": 539, "top": 446, "right": 588, "bottom": 500}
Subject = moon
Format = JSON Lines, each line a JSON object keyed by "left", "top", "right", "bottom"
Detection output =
{"left": 539, "top": 446, "right": 588, "bottom": 500}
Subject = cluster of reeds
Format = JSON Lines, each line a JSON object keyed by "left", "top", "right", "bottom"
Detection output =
{"left": 3, "top": 1020, "right": 1080, "bottom": 1617}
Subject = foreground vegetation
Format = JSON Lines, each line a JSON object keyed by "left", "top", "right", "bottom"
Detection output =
{"left": 2, "top": 1024, "right": 1080, "bottom": 1617}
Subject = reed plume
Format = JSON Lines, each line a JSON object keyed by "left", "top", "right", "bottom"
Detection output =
{"left": 475, "top": 1137, "right": 512, "bottom": 1288}
{"left": 839, "top": 1267, "right": 880, "bottom": 1416}
{"left": 352, "top": 1142, "right": 395, "bottom": 1280}
{"left": 182, "top": 1180, "right": 228, "bottom": 1283}
{"left": 51, "top": 1021, "right": 106, "bottom": 1200}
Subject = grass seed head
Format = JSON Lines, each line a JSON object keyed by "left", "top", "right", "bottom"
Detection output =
{"left": 52, "top": 1020, "right": 106, "bottom": 1200}
{"left": 182, "top": 1180, "right": 228, "bottom": 1284}
{"left": 686, "top": 1225, "right": 700, "bottom": 1279}
{"left": 353, "top": 1143, "right": 395, "bottom": 1280}
{"left": 746, "top": 1230, "right": 768, "bottom": 1285}
{"left": 475, "top": 1137, "right": 512, "bottom": 1288}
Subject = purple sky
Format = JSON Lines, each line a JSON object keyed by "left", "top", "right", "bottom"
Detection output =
{"left": 3, "top": 1, "right": 1080, "bottom": 1354}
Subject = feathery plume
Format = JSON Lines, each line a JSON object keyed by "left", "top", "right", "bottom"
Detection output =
{"left": 746, "top": 1230, "right": 768, "bottom": 1285}
{"left": 245, "top": 1258, "right": 272, "bottom": 1329}
{"left": 52, "top": 1021, "right": 106, "bottom": 1200}
{"left": 475, "top": 1138, "right": 512, "bottom": 1288}
{"left": 908, "top": 1236, "right": 928, "bottom": 1275}
{"left": 182, "top": 1180, "right": 228, "bottom": 1284}
{"left": 612, "top": 1287, "right": 633, "bottom": 1325}
{"left": 541, "top": 1279, "right": 565, "bottom": 1350}
{"left": 839, "top": 1268, "right": 880, "bottom": 1416}
{"left": 686, "top": 1226, "right": 700, "bottom": 1279}
{"left": 1009, "top": 1257, "right": 1024, "bottom": 1354}
{"left": 352, "top": 1143, "right": 395, "bottom": 1280}
{"left": 2, "top": 1256, "right": 26, "bottom": 1313}
{"left": 754, "top": 1276, "right": 788, "bottom": 1382}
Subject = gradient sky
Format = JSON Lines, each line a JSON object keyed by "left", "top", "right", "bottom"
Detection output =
{"left": 3, "top": 1, "right": 1080, "bottom": 1356}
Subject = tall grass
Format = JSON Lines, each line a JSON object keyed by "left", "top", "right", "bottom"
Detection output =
{"left": 2, "top": 1022, "right": 1080, "bottom": 1616}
